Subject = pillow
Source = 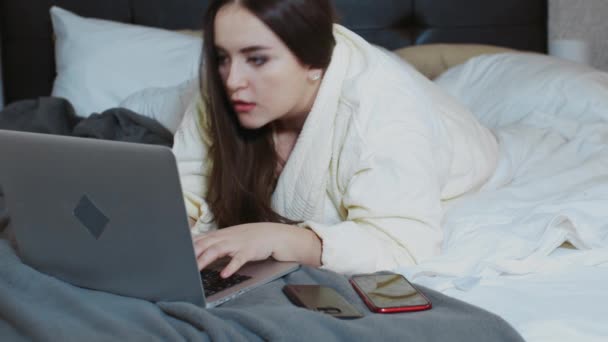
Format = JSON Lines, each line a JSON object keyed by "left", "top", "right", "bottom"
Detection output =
{"left": 119, "top": 77, "right": 199, "bottom": 134}
{"left": 50, "top": 6, "right": 203, "bottom": 117}
{"left": 394, "top": 44, "right": 514, "bottom": 79}
{"left": 434, "top": 52, "right": 608, "bottom": 128}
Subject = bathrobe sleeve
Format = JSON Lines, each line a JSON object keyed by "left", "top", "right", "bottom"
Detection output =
{"left": 172, "top": 98, "right": 217, "bottom": 233}
{"left": 303, "top": 119, "right": 444, "bottom": 274}
{"left": 299, "top": 76, "right": 494, "bottom": 274}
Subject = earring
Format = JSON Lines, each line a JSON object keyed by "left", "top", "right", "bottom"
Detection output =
{"left": 310, "top": 72, "right": 321, "bottom": 81}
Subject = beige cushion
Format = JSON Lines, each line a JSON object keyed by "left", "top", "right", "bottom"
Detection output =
{"left": 176, "top": 29, "right": 203, "bottom": 38}
{"left": 394, "top": 44, "right": 515, "bottom": 79}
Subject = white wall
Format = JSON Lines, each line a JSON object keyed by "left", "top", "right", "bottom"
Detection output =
{"left": 549, "top": 0, "right": 608, "bottom": 71}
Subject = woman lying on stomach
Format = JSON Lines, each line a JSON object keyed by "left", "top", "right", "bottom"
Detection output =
{"left": 172, "top": 0, "right": 498, "bottom": 277}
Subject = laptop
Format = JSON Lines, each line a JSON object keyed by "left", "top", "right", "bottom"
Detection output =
{"left": 0, "top": 129, "right": 299, "bottom": 308}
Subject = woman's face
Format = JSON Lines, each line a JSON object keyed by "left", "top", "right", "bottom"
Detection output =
{"left": 214, "top": 4, "right": 321, "bottom": 130}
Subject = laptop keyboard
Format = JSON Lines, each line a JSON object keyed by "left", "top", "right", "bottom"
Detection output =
{"left": 201, "top": 269, "right": 252, "bottom": 297}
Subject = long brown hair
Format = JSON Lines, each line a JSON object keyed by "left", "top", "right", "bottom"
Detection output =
{"left": 200, "top": 0, "right": 336, "bottom": 228}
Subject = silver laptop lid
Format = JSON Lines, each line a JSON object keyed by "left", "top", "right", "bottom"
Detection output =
{"left": 0, "top": 130, "right": 206, "bottom": 306}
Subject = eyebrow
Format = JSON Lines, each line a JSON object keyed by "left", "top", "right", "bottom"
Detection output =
{"left": 216, "top": 45, "right": 271, "bottom": 54}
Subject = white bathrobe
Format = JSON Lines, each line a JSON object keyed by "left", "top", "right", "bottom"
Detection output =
{"left": 172, "top": 25, "right": 498, "bottom": 274}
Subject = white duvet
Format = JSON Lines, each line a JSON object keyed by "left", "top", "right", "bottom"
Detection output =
{"left": 395, "top": 53, "right": 608, "bottom": 341}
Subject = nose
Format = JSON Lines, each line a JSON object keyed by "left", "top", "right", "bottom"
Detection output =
{"left": 225, "top": 61, "right": 248, "bottom": 93}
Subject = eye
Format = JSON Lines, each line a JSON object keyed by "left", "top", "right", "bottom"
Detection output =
{"left": 247, "top": 55, "right": 268, "bottom": 67}
{"left": 216, "top": 53, "right": 229, "bottom": 66}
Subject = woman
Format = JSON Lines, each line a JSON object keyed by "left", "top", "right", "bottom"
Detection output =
{"left": 173, "top": 0, "right": 498, "bottom": 278}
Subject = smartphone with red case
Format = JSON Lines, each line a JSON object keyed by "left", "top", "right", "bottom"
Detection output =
{"left": 350, "top": 272, "right": 432, "bottom": 313}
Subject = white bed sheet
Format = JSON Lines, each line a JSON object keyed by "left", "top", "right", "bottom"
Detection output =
{"left": 440, "top": 251, "right": 608, "bottom": 342}
{"left": 394, "top": 54, "right": 608, "bottom": 341}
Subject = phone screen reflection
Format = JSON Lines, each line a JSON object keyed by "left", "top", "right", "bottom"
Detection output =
{"left": 353, "top": 274, "right": 428, "bottom": 308}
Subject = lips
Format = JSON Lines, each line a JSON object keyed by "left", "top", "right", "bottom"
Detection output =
{"left": 232, "top": 100, "right": 256, "bottom": 113}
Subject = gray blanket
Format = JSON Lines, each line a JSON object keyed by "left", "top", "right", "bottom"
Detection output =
{"left": 0, "top": 97, "right": 173, "bottom": 146}
{"left": 0, "top": 98, "right": 524, "bottom": 341}
{"left": 0, "top": 233, "right": 523, "bottom": 342}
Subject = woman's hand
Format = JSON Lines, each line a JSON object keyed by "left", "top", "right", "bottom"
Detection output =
{"left": 192, "top": 222, "right": 322, "bottom": 278}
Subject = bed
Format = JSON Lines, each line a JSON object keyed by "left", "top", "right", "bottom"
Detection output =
{"left": 2, "top": 0, "right": 608, "bottom": 341}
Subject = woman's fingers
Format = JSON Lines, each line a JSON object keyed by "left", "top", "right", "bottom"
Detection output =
{"left": 194, "top": 240, "right": 253, "bottom": 277}
{"left": 221, "top": 253, "right": 249, "bottom": 278}
{"left": 193, "top": 231, "right": 232, "bottom": 256}
{"left": 191, "top": 225, "right": 272, "bottom": 277}
{"left": 196, "top": 243, "right": 232, "bottom": 271}
{"left": 193, "top": 235, "right": 220, "bottom": 259}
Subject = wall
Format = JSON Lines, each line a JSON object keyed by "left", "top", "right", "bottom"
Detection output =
{"left": 0, "top": 40, "right": 4, "bottom": 108}
{"left": 0, "top": 2, "right": 604, "bottom": 106}
{"left": 549, "top": 0, "right": 608, "bottom": 71}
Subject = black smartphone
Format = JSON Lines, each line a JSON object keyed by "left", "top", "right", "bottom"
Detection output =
{"left": 350, "top": 272, "right": 432, "bottom": 313}
{"left": 283, "top": 285, "right": 363, "bottom": 319}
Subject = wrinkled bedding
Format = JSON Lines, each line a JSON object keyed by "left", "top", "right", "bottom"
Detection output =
{"left": 396, "top": 53, "right": 608, "bottom": 341}
{"left": 403, "top": 53, "right": 608, "bottom": 285}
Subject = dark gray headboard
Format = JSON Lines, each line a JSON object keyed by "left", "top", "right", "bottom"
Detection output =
{"left": 0, "top": 0, "right": 547, "bottom": 106}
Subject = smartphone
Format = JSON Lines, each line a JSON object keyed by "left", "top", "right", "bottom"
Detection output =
{"left": 350, "top": 272, "right": 432, "bottom": 313}
{"left": 283, "top": 285, "right": 363, "bottom": 319}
